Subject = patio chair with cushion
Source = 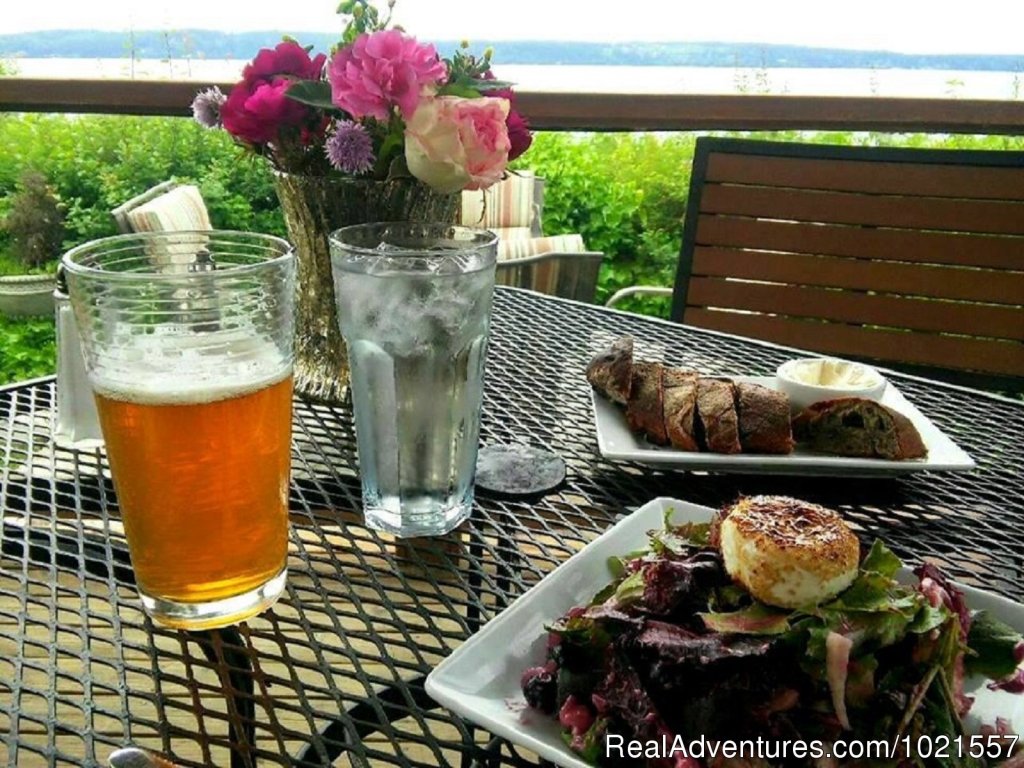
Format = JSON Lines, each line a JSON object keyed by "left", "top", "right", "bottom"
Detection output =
{"left": 460, "top": 170, "right": 544, "bottom": 239}
{"left": 607, "top": 136, "right": 1024, "bottom": 391}
{"left": 111, "top": 182, "right": 213, "bottom": 272}
{"left": 494, "top": 233, "right": 604, "bottom": 303}
{"left": 462, "top": 172, "right": 605, "bottom": 302}
{"left": 111, "top": 181, "right": 211, "bottom": 234}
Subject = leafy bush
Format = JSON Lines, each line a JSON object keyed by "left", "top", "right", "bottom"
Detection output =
{"left": 0, "top": 316, "right": 55, "bottom": 384}
{"left": 0, "top": 113, "right": 285, "bottom": 258}
{"left": 1, "top": 112, "right": 1023, "bottom": 340}
{"left": 2, "top": 170, "right": 66, "bottom": 270}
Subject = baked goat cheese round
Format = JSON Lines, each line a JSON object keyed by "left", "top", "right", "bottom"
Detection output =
{"left": 719, "top": 496, "right": 860, "bottom": 609}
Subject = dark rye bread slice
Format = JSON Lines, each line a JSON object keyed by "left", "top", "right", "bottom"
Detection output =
{"left": 695, "top": 378, "right": 741, "bottom": 454}
{"left": 735, "top": 381, "right": 794, "bottom": 455}
{"left": 792, "top": 397, "right": 927, "bottom": 460}
{"left": 662, "top": 368, "right": 700, "bottom": 451}
{"left": 585, "top": 336, "right": 634, "bottom": 405}
{"left": 626, "top": 361, "right": 669, "bottom": 445}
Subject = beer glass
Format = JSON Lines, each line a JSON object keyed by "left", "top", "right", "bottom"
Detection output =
{"left": 63, "top": 231, "right": 296, "bottom": 629}
{"left": 330, "top": 223, "right": 497, "bottom": 538}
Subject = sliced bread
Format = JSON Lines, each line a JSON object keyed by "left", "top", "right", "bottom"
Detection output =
{"left": 792, "top": 397, "right": 927, "bottom": 460}
{"left": 695, "top": 378, "right": 742, "bottom": 454}
{"left": 626, "top": 361, "right": 669, "bottom": 445}
{"left": 736, "top": 381, "right": 794, "bottom": 455}
{"left": 586, "top": 335, "right": 634, "bottom": 405}
{"left": 662, "top": 368, "right": 700, "bottom": 451}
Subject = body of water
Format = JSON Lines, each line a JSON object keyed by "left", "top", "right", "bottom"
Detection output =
{"left": 8, "top": 57, "right": 1023, "bottom": 99}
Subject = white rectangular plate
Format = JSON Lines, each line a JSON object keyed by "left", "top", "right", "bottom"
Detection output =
{"left": 593, "top": 377, "right": 974, "bottom": 475}
{"left": 426, "top": 498, "right": 1022, "bottom": 768}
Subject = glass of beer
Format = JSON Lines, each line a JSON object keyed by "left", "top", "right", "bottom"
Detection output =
{"left": 62, "top": 231, "right": 296, "bottom": 629}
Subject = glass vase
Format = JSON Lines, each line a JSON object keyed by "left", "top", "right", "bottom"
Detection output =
{"left": 274, "top": 173, "right": 459, "bottom": 405}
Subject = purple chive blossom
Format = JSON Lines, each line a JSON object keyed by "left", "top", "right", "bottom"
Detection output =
{"left": 191, "top": 86, "right": 226, "bottom": 128}
{"left": 324, "top": 120, "right": 375, "bottom": 175}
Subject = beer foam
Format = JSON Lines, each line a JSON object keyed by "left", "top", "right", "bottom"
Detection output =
{"left": 89, "top": 332, "right": 291, "bottom": 406}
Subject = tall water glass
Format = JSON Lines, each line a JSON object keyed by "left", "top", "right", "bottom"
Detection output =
{"left": 63, "top": 231, "right": 296, "bottom": 629}
{"left": 330, "top": 223, "right": 498, "bottom": 538}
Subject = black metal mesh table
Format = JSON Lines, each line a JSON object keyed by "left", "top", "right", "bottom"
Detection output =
{"left": 1, "top": 286, "right": 1022, "bottom": 767}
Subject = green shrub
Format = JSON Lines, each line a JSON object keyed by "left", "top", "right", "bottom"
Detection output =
{"left": 0, "top": 316, "right": 55, "bottom": 385}
{"left": 0, "top": 113, "right": 285, "bottom": 256}
{"left": 2, "top": 113, "right": 1023, "bottom": 330}
{"left": 2, "top": 170, "right": 66, "bottom": 271}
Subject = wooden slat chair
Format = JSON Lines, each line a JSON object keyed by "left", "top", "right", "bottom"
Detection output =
{"left": 495, "top": 234, "right": 604, "bottom": 303}
{"left": 615, "top": 137, "right": 1024, "bottom": 390}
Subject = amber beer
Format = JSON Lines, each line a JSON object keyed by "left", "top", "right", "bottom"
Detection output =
{"left": 94, "top": 370, "right": 293, "bottom": 628}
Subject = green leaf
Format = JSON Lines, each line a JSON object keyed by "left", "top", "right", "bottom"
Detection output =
{"left": 437, "top": 83, "right": 484, "bottom": 99}
{"left": 285, "top": 80, "right": 338, "bottom": 112}
{"left": 606, "top": 555, "right": 626, "bottom": 580}
{"left": 849, "top": 610, "right": 917, "bottom": 649}
{"left": 575, "top": 717, "right": 609, "bottom": 764}
{"left": 908, "top": 601, "right": 950, "bottom": 634}
{"left": 708, "top": 584, "right": 748, "bottom": 612}
{"left": 648, "top": 520, "right": 710, "bottom": 555}
{"left": 861, "top": 539, "right": 903, "bottom": 578}
{"left": 384, "top": 155, "right": 411, "bottom": 183}
{"left": 832, "top": 571, "right": 899, "bottom": 611}
{"left": 700, "top": 602, "right": 792, "bottom": 635}
{"left": 965, "top": 610, "right": 1024, "bottom": 680}
{"left": 611, "top": 570, "right": 645, "bottom": 607}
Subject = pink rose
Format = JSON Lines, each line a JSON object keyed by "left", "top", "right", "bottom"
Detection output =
{"left": 405, "top": 96, "right": 512, "bottom": 193}
{"left": 220, "top": 41, "right": 327, "bottom": 146}
{"left": 328, "top": 29, "right": 448, "bottom": 121}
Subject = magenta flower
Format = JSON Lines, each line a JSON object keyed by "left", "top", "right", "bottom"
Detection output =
{"left": 221, "top": 80, "right": 309, "bottom": 145}
{"left": 325, "top": 120, "right": 375, "bottom": 174}
{"left": 486, "top": 87, "right": 533, "bottom": 161}
{"left": 219, "top": 42, "right": 327, "bottom": 146}
{"left": 328, "top": 29, "right": 447, "bottom": 121}
{"left": 243, "top": 41, "right": 326, "bottom": 84}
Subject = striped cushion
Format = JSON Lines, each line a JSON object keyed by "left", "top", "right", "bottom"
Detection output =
{"left": 491, "top": 226, "right": 533, "bottom": 240}
{"left": 125, "top": 185, "right": 212, "bottom": 270}
{"left": 460, "top": 171, "right": 536, "bottom": 230}
{"left": 497, "top": 234, "right": 587, "bottom": 262}
{"left": 126, "top": 184, "right": 211, "bottom": 233}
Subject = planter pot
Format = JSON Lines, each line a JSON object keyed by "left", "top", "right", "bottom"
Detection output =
{"left": 0, "top": 274, "right": 55, "bottom": 318}
{"left": 273, "top": 174, "right": 459, "bottom": 405}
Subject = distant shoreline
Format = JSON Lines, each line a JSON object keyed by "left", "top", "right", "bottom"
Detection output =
{"left": 2, "top": 30, "right": 1023, "bottom": 72}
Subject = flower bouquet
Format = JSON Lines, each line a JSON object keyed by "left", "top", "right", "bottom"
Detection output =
{"left": 192, "top": 0, "right": 532, "bottom": 404}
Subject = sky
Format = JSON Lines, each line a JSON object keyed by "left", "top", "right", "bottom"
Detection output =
{"left": 1, "top": 0, "right": 1022, "bottom": 55}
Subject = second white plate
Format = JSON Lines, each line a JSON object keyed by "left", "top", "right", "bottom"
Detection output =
{"left": 426, "top": 498, "right": 1023, "bottom": 768}
{"left": 593, "top": 376, "right": 974, "bottom": 475}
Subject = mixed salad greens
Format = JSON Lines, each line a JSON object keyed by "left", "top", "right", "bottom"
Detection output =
{"left": 520, "top": 508, "right": 1024, "bottom": 768}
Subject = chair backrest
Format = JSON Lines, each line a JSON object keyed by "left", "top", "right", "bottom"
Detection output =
{"left": 460, "top": 171, "right": 544, "bottom": 239}
{"left": 110, "top": 183, "right": 213, "bottom": 272}
{"left": 496, "top": 250, "right": 604, "bottom": 304}
{"left": 120, "top": 184, "right": 211, "bottom": 234}
{"left": 672, "top": 137, "right": 1024, "bottom": 390}
{"left": 111, "top": 180, "right": 180, "bottom": 233}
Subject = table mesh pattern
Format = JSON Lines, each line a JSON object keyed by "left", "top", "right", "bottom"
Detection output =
{"left": 0, "top": 287, "right": 1022, "bottom": 767}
